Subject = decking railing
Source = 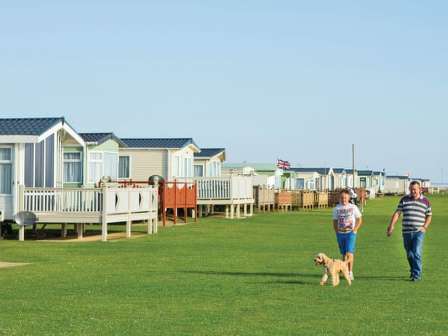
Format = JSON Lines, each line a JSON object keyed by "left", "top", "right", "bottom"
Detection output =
{"left": 18, "top": 185, "right": 159, "bottom": 241}
{"left": 22, "top": 187, "right": 103, "bottom": 213}
{"left": 118, "top": 180, "right": 198, "bottom": 226}
{"left": 21, "top": 186, "right": 158, "bottom": 216}
{"left": 195, "top": 176, "right": 253, "bottom": 201}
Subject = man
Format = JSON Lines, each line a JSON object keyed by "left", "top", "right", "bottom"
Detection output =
{"left": 387, "top": 181, "right": 432, "bottom": 281}
{"left": 332, "top": 189, "right": 363, "bottom": 280}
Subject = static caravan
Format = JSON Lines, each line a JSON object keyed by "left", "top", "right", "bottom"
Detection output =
{"left": 0, "top": 117, "right": 85, "bottom": 220}
{"left": 119, "top": 138, "right": 200, "bottom": 181}
{"left": 357, "top": 170, "right": 374, "bottom": 189}
{"left": 222, "top": 163, "right": 284, "bottom": 189}
{"left": 372, "top": 171, "right": 385, "bottom": 192}
{"left": 288, "top": 168, "right": 335, "bottom": 191}
{"left": 356, "top": 170, "right": 385, "bottom": 198}
{"left": 421, "top": 179, "right": 431, "bottom": 189}
{"left": 78, "top": 133, "right": 127, "bottom": 186}
{"left": 287, "top": 168, "right": 320, "bottom": 191}
{"left": 333, "top": 168, "right": 349, "bottom": 189}
{"left": 344, "top": 169, "right": 357, "bottom": 189}
{"left": 384, "top": 175, "right": 409, "bottom": 195}
{"left": 193, "top": 148, "right": 225, "bottom": 178}
{"left": 412, "top": 178, "right": 431, "bottom": 190}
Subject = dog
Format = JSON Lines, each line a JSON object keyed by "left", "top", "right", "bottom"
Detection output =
{"left": 314, "top": 253, "right": 351, "bottom": 287}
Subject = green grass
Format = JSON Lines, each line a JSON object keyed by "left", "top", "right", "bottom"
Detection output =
{"left": 1, "top": 196, "right": 447, "bottom": 336}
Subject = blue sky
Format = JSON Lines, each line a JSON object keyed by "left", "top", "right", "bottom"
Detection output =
{"left": 1, "top": 1, "right": 447, "bottom": 181}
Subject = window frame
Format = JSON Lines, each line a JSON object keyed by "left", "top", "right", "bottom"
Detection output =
{"left": 0, "top": 146, "right": 13, "bottom": 195}
{"left": 194, "top": 164, "right": 204, "bottom": 177}
{"left": 88, "top": 151, "right": 120, "bottom": 183}
{"left": 88, "top": 151, "right": 104, "bottom": 184}
{"left": 63, "top": 151, "right": 83, "bottom": 184}
{"left": 118, "top": 155, "right": 131, "bottom": 179}
{"left": 103, "top": 151, "right": 119, "bottom": 180}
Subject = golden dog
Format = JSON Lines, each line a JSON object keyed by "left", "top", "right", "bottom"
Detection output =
{"left": 314, "top": 253, "right": 352, "bottom": 287}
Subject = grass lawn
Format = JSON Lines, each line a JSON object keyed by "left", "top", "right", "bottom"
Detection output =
{"left": 0, "top": 196, "right": 447, "bottom": 336}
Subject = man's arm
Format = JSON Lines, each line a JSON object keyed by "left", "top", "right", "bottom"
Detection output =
{"left": 419, "top": 215, "right": 432, "bottom": 232}
{"left": 387, "top": 211, "right": 401, "bottom": 237}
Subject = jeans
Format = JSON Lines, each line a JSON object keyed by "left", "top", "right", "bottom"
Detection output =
{"left": 402, "top": 231, "right": 425, "bottom": 279}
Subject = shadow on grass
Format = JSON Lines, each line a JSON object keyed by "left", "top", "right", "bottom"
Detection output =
{"left": 353, "top": 275, "right": 408, "bottom": 281}
{"left": 180, "top": 270, "right": 318, "bottom": 285}
{"left": 180, "top": 270, "right": 409, "bottom": 283}
{"left": 261, "top": 279, "right": 315, "bottom": 285}
{"left": 180, "top": 270, "right": 321, "bottom": 278}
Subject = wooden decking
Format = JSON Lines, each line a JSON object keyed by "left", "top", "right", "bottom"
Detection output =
{"left": 195, "top": 176, "right": 254, "bottom": 219}
{"left": 18, "top": 185, "right": 158, "bottom": 241}
{"left": 254, "top": 186, "right": 275, "bottom": 212}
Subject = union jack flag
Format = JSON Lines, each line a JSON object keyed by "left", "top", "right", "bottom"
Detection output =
{"left": 276, "top": 159, "right": 291, "bottom": 170}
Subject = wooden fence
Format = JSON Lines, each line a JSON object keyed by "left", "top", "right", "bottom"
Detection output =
{"left": 253, "top": 185, "right": 275, "bottom": 211}
{"left": 275, "top": 191, "right": 293, "bottom": 211}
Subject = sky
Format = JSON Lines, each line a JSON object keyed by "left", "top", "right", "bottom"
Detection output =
{"left": 0, "top": 1, "right": 447, "bottom": 182}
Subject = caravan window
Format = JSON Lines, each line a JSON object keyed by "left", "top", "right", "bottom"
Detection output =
{"left": 88, "top": 152, "right": 103, "bottom": 183}
{"left": 103, "top": 152, "right": 118, "bottom": 180}
{"left": 0, "top": 148, "right": 12, "bottom": 194}
{"left": 306, "top": 180, "right": 315, "bottom": 190}
{"left": 206, "top": 161, "right": 221, "bottom": 177}
{"left": 88, "top": 152, "right": 117, "bottom": 183}
{"left": 63, "top": 152, "right": 82, "bottom": 183}
{"left": 295, "top": 178, "right": 305, "bottom": 189}
{"left": 173, "top": 155, "right": 193, "bottom": 178}
{"left": 184, "top": 157, "right": 189, "bottom": 177}
{"left": 119, "top": 156, "right": 130, "bottom": 179}
{"left": 183, "top": 157, "right": 193, "bottom": 178}
{"left": 194, "top": 165, "right": 204, "bottom": 177}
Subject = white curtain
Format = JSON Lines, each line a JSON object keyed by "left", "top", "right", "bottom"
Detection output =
{"left": 89, "top": 163, "right": 102, "bottom": 183}
{"left": 119, "top": 156, "right": 130, "bottom": 178}
{"left": 185, "top": 157, "right": 192, "bottom": 177}
{"left": 104, "top": 152, "right": 118, "bottom": 180}
{"left": 194, "top": 165, "right": 203, "bottom": 177}
{"left": 207, "top": 161, "right": 221, "bottom": 177}
{"left": 173, "top": 156, "right": 180, "bottom": 177}
{"left": 206, "top": 162, "right": 212, "bottom": 177}
{"left": 0, "top": 149, "right": 12, "bottom": 192}
{"left": 88, "top": 152, "right": 103, "bottom": 183}
{"left": 0, "top": 162, "right": 12, "bottom": 194}
{"left": 63, "top": 152, "right": 82, "bottom": 183}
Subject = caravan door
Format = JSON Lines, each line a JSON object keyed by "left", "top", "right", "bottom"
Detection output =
{"left": 0, "top": 146, "right": 13, "bottom": 220}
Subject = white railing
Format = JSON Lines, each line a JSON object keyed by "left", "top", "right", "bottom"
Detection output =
{"left": 18, "top": 185, "right": 159, "bottom": 242}
{"left": 104, "top": 187, "right": 158, "bottom": 215}
{"left": 195, "top": 176, "right": 253, "bottom": 200}
{"left": 22, "top": 187, "right": 103, "bottom": 213}
{"left": 21, "top": 186, "right": 158, "bottom": 216}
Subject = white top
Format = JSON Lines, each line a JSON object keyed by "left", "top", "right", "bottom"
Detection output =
{"left": 349, "top": 188, "right": 357, "bottom": 199}
{"left": 332, "top": 203, "right": 362, "bottom": 232}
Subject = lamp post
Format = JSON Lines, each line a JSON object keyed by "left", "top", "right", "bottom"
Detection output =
{"left": 352, "top": 144, "right": 356, "bottom": 188}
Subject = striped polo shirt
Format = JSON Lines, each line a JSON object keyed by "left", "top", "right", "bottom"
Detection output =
{"left": 397, "top": 195, "right": 432, "bottom": 233}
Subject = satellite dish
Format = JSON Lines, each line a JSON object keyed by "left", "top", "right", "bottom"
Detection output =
{"left": 14, "top": 211, "right": 37, "bottom": 227}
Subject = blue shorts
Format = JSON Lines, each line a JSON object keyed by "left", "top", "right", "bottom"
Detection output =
{"left": 336, "top": 232, "right": 357, "bottom": 256}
